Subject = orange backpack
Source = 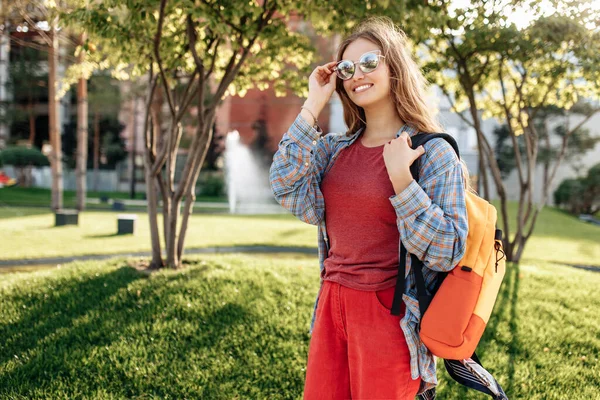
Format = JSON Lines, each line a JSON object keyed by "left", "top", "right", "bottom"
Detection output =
{"left": 390, "top": 133, "right": 508, "bottom": 400}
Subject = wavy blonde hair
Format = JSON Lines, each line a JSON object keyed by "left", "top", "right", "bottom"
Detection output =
{"left": 335, "top": 16, "right": 473, "bottom": 191}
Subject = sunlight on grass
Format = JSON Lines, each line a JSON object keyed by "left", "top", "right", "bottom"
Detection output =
{"left": 0, "top": 207, "right": 316, "bottom": 260}
{"left": 1, "top": 254, "right": 598, "bottom": 399}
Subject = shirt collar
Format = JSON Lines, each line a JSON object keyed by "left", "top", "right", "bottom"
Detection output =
{"left": 341, "top": 123, "right": 419, "bottom": 145}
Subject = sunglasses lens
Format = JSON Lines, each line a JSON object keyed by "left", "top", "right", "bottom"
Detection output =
{"left": 360, "top": 53, "right": 380, "bottom": 73}
{"left": 336, "top": 60, "right": 354, "bottom": 80}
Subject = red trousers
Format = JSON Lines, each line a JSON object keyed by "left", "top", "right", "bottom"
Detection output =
{"left": 303, "top": 280, "right": 421, "bottom": 400}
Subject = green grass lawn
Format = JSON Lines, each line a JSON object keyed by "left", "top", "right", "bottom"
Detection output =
{"left": 1, "top": 254, "right": 598, "bottom": 399}
{"left": 493, "top": 201, "right": 600, "bottom": 266}
{"left": 1, "top": 201, "right": 598, "bottom": 267}
{"left": 0, "top": 207, "right": 315, "bottom": 261}
{"left": 0, "top": 186, "right": 227, "bottom": 209}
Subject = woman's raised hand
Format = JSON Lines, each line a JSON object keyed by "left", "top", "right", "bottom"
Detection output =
{"left": 303, "top": 61, "right": 338, "bottom": 119}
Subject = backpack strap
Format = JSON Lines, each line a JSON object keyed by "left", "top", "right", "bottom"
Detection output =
{"left": 390, "top": 133, "right": 459, "bottom": 317}
{"left": 444, "top": 357, "right": 509, "bottom": 399}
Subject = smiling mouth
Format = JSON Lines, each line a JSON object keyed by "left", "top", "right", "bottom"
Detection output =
{"left": 353, "top": 84, "right": 373, "bottom": 93}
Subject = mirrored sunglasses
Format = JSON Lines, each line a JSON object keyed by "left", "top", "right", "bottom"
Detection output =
{"left": 334, "top": 50, "right": 385, "bottom": 81}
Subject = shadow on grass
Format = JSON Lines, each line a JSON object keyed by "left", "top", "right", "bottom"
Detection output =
{"left": 0, "top": 266, "right": 143, "bottom": 367}
{"left": 85, "top": 233, "right": 122, "bottom": 239}
{"left": 0, "top": 260, "right": 308, "bottom": 398}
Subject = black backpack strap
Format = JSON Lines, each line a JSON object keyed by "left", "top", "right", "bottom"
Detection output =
{"left": 409, "top": 133, "right": 460, "bottom": 184}
{"left": 391, "top": 133, "right": 460, "bottom": 318}
{"left": 390, "top": 244, "right": 407, "bottom": 315}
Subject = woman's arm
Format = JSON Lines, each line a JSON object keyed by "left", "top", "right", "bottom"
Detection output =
{"left": 269, "top": 113, "right": 335, "bottom": 226}
{"left": 389, "top": 138, "right": 468, "bottom": 272}
{"left": 270, "top": 61, "right": 339, "bottom": 225}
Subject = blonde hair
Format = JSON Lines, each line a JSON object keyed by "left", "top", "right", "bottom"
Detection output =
{"left": 335, "top": 16, "right": 473, "bottom": 191}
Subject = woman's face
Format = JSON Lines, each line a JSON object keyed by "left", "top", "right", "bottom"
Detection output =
{"left": 341, "top": 38, "right": 391, "bottom": 109}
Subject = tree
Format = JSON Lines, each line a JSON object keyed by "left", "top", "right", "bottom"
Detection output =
{"left": 422, "top": 0, "right": 600, "bottom": 262}
{"left": 493, "top": 105, "right": 600, "bottom": 180}
{"left": 4, "top": 46, "right": 46, "bottom": 146}
{"left": 62, "top": 115, "right": 127, "bottom": 170}
{"left": 65, "top": 0, "right": 320, "bottom": 269}
{"left": 482, "top": 13, "right": 600, "bottom": 261}
{"left": 5, "top": 1, "right": 68, "bottom": 210}
{"left": 0, "top": 146, "right": 49, "bottom": 186}
{"left": 87, "top": 74, "right": 122, "bottom": 190}
{"left": 76, "top": 32, "right": 88, "bottom": 210}
{"left": 554, "top": 163, "right": 600, "bottom": 215}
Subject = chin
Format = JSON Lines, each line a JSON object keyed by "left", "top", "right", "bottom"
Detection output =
{"left": 350, "top": 92, "right": 387, "bottom": 109}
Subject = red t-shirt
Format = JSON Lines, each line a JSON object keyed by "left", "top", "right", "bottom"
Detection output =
{"left": 320, "top": 136, "right": 400, "bottom": 291}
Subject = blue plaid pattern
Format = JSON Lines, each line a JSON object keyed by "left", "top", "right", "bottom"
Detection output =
{"left": 269, "top": 114, "right": 468, "bottom": 395}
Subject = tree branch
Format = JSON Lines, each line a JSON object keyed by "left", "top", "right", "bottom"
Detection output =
{"left": 154, "top": 0, "right": 176, "bottom": 118}
{"left": 212, "top": 1, "right": 277, "bottom": 104}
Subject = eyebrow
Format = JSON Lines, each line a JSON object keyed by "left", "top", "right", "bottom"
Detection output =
{"left": 340, "top": 49, "right": 381, "bottom": 62}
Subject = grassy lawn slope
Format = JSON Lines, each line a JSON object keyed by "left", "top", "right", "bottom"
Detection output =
{"left": 1, "top": 254, "right": 599, "bottom": 399}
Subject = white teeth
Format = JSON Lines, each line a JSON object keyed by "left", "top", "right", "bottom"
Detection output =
{"left": 353, "top": 84, "right": 373, "bottom": 93}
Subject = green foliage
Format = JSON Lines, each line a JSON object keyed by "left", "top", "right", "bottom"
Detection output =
{"left": 0, "top": 146, "right": 49, "bottom": 168}
{"left": 494, "top": 111, "right": 599, "bottom": 179}
{"left": 554, "top": 163, "right": 600, "bottom": 215}
{"left": 62, "top": 0, "right": 320, "bottom": 98}
{"left": 197, "top": 172, "right": 225, "bottom": 198}
{"left": 3, "top": 46, "right": 47, "bottom": 127}
{"left": 554, "top": 178, "right": 586, "bottom": 211}
{"left": 493, "top": 124, "right": 520, "bottom": 179}
{"left": 62, "top": 117, "right": 127, "bottom": 169}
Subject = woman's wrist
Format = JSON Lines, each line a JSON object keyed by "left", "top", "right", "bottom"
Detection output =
{"left": 300, "top": 108, "right": 318, "bottom": 127}
{"left": 390, "top": 169, "right": 414, "bottom": 195}
{"left": 302, "top": 98, "right": 325, "bottom": 120}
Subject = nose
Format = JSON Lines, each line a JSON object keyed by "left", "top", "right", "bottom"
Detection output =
{"left": 352, "top": 66, "right": 366, "bottom": 80}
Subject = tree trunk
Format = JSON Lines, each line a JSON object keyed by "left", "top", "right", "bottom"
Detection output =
{"left": 48, "top": 22, "right": 63, "bottom": 211}
{"left": 177, "top": 121, "right": 214, "bottom": 262}
{"left": 76, "top": 33, "right": 88, "bottom": 210}
{"left": 129, "top": 97, "right": 138, "bottom": 199}
{"left": 93, "top": 110, "right": 100, "bottom": 191}
{"left": 28, "top": 102, "right": 36, "bottom": 146}
{"left": 165, "top": 197, "right": 181, "bottom": 268}
{"left": 145, "top": 77, "right": 163, "bottom": 269}
{"left": 145, "top": 162, "right": 163, "bottom": 268}
{"left": 477, "top": 137, "right": 489, "bottom": 200}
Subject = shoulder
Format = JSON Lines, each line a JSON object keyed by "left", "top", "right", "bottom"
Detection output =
{"left": 419, "top": 136, "right": 460, "bottom": 180}
{"left": 317, "top": 131, "right": 354, "bottom": 150}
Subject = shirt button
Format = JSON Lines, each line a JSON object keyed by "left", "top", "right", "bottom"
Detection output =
{"left": 305, "top": 162, "right": 309, "bottom": 167}
{"left": 312, "top": 140, "right": 317, "bottom": 145}
{"left": 324, "top": 237, "right": 328, "bottom": 242}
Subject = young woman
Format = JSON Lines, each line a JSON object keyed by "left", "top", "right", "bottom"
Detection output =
{"left": 270, "top": 17, "right": 469, "bottom": 399}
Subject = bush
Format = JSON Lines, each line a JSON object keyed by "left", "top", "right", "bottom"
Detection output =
{"left": 0, "top": 146, "right": 49, "bottom": 167}
{"left": 197, "top": 172, "right": 225, "bottom": 197}
{"left": 0, "top": 146, "right": 49, "bottom": 187}
{"left": 554, "top": 162, "right": 600, "bottom": 215}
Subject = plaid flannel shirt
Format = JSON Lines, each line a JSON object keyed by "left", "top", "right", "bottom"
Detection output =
{"left": 269, "top": 114, "right": 468, "bottom": 395}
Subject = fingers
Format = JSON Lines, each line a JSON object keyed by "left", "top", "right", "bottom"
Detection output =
{"left": 398, "top": 131, "right": 412, "bottom": 147}
{"left": 314, "top": 63, "right": 337, "bottom": 85}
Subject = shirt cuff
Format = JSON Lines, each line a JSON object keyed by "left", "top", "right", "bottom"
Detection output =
{"left": 288, "top": 113, "right": 323, "bottom": 150}
{"left": 389, "top": 179, "right": 432, "bottom": 220}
